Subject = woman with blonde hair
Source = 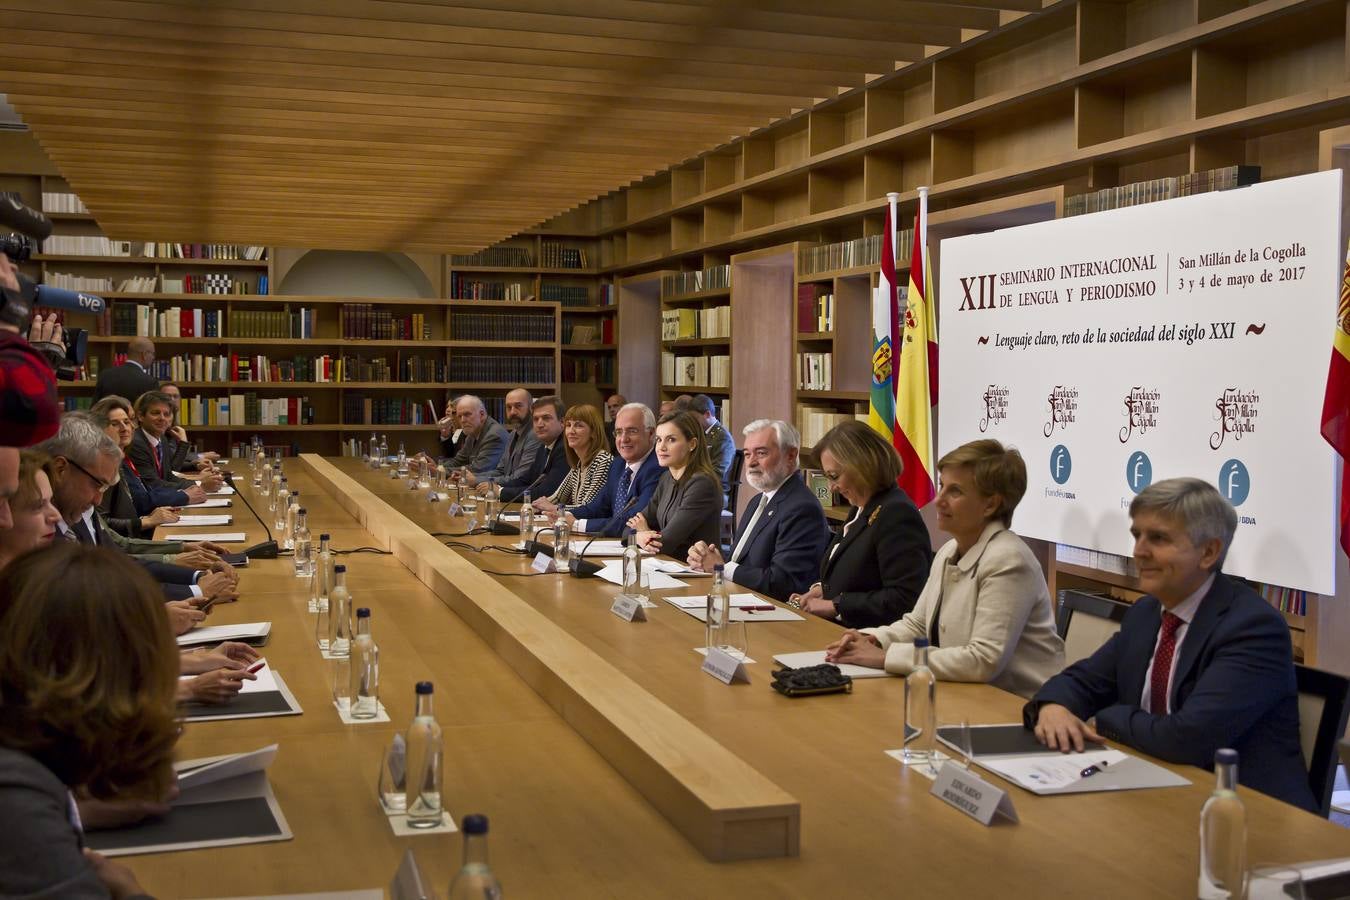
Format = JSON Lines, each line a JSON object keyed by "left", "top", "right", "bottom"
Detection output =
{"left": 535, "top": 403, "right": 614, "bottom": 511}
{"left": 0, "top": 543, "right": 180, "bottom": 898}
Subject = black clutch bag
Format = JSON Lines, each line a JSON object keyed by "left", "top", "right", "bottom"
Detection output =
{"left": 771, "top": 663, "right": 853, "bottom": 697}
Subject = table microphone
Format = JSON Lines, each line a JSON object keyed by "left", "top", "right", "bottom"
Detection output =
{"left": 567, "top": 533, "right": 603, "bottom": 578}
{"left": 222, "top": 471, "right": 278, "bottom": 559}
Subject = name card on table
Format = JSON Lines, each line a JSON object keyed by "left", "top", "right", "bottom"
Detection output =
{"left": 930, "top": 761, "right": 1018, "bottom": 825}
{"left": 611, "top": 594, "right": 647, "bottom": 622}
{"left": 531, "top": 552, "right": 558, "bottom": 574}
{"left": 702, "top": 646, "right": 750, "bottom": 684}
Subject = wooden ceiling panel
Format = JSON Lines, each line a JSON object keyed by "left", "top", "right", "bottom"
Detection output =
{"left": 1, "top": 0, "right": 1042, "bottom": 252}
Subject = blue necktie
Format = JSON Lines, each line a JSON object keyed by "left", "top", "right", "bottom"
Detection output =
{"left": 616, "top": 465, "right": 633, "bottom": 507}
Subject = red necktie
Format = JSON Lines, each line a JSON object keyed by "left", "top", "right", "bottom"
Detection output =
{"left": 1149, "top": 612, "right": 1184, "bottom": 714}
{"left": 153, "top": 441, "right": 163, "bottom": 476}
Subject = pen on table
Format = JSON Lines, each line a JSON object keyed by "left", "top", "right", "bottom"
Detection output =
{"left": 1080, "top": 760, "right": 1111, "bottom": 778}
{"left": 740, "top": 604, "right": 776, "bottom": 612}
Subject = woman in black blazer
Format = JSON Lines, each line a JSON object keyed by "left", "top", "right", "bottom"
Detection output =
{"left": 628, "top": 411, "right": 722, "bottom": 560}
{"left": 790, "top": 420, "right": 933, "bottom": 629}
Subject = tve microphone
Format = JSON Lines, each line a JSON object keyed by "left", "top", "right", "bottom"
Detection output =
{"left": 33, "top": 282, "right": 106, "bottom": 315}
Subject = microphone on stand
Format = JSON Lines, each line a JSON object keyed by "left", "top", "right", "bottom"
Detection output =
{"left": 222, "top": 471, "right": 278, "bottom": 559}
{"left": 567, "top": 533, "right": 603, "bottom": 578}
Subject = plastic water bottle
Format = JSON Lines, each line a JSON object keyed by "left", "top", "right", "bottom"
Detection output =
{"left": 622, "top": 527, "right": 643, "bottom": 597}
{"left": 310, "top": 533, "right": 331, "bottom": 613}
{"left": 406, "top": 681, "right": 444, "bottom": 829}
{"left": 348, "top": 607, "right": 380, "bottom": 719}
{"left": 1199, "top": 748, "right": 1246, "bottom": 899}
{"left": 705, "top": 564, "right": 730, "bottom": 650}
{"left": 519, "top": 491, "right": 534, "bottom": 537}
{"left": 292, "top": 508, "right": 312, "bottom": 577}
{"left": 903, "top": 638, "right": 937, "bottom": 768}
{"left": 447, "top": 814, "right": 503, "bottom": 899}
{"left": 328, "top": 564, "right": 352, "bottom": 658}
{"left": 554, "top": 517, "right": 572, "bottom": 567}
{"left": 284, "top": 491, "right": 300, "bottom": 550}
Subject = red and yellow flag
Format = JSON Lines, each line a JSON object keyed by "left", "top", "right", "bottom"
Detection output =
{"left": 1320, "top": 239, "right": 1350, "bottom": 555}
{"left": 894, "top": 205, "right": 937, "bottom": 507}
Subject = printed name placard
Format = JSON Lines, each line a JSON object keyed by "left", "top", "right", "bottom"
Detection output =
{"left": 531, "top": 552, "right": 558, "bottom": 574}
{"left": 930, "top": 760, "right": 1018, "bottom": 825}
{"left": 702, "top": 646, "right": 750, "bottom": 684}
{"left": 611, "top": 594, "right": 647, "bottom": 622}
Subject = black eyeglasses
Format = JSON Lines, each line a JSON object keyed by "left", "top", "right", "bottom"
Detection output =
{"left": 66, "top": 458, "right": 119, "bottom": 493}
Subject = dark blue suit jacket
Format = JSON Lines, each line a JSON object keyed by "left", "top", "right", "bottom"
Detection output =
{"left": 726, "top": 473, "right": 830, "bottom": 602}
{"left": 123, "top": 459, "right": 188, "bottom": 514}
{"left": 498, "top": 440, "right": 569, "bottom": 503}
{"left": 568, "top": 452, "right": 663, "bottom": 537}
{"left": 1027, "top": 574, "right": 1314, "bottom": 810}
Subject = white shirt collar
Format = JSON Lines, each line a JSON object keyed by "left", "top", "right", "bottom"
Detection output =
{"left": 146, "top": 432, "right": 161, "bottom": 448}
{"left": 126, "top": 359, "right": 146, "bottom": 372}
{"left": 627, "top": 447, "right": 653, "bottom": 474}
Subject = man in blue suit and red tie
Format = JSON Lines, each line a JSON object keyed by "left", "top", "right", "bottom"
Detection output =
{"left": 564, "top": 403, "right": 662, "bottom": 537}
{"left": 1026, "top": 477, "right": 1315, "bottom": 810}
{"left": 686, "top": 419, "right": 829, "bottom": 602}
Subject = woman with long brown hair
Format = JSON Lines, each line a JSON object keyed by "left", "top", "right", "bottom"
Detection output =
{"left": 627, "top": 410, "right": 722, "bottom": 560}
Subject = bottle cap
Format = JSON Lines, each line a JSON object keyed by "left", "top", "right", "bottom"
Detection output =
{"left": 713, "top": 563, "right": 725, "bottom": 572}
{"left": 913, "top": 637, "right": 930, "bottom": 649}
{"left": 334, "top": 564, "right": 347, "bottom": 573}
{"left": 462, "top": 814, "right": 489, "bottom": 835}
{"left": 415, "top": 681, "right": 434, "bottom": 695}
{"left": 356, "top": 607, "right": 370, "bottom": 618}
{"left": 298, "top": 507, "right": 307, "bottom": 515}
{"left": 1215, "top": 748, "right": 1238, "bottom": 766}
{"left": 320, "top": 533, "right": 330, "bottom": 540}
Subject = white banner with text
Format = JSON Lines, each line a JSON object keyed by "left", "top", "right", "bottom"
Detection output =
{"left": 938, "top": 170, "right": 1341, "bottom": 594}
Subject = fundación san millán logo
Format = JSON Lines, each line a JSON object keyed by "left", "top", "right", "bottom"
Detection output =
{"left": 1126, "top": 451, "right": 1152, "bottom": 494}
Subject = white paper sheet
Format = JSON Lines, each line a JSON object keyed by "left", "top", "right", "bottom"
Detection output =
{"left": 979, "top": 750, "right": 1130, "bottom": 790}
{"left": 175, "top": 744, "right": 278, "bottom": 790}
{"left": 771, "top": 650, "right": 891, "bottom": 679}
{"left": 665, "top": 593, "right": 778, "bottom": 610}
{"left": 593, "top": 561, "right": 685, "bottom": 590}
{"left": 168, "top": 532, "right": 248, "bottom": 543}
{"left": 162, "top": 515, "right": 234, "bottom": 527}
{"left": 187, "top": 498, "right": 232, "bottom": 508}
{"left": 207, "top": 485, "right": 236, "bottom": 495}
{"left": 176, "top": 621, "right": 271, "bottom": 647}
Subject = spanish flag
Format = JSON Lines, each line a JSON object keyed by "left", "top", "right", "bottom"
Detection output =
{"left": 1320, "top": 240, "right": 1350, "bottom": 555}
{"left": 895, "top": 202, "right": 937, "bottom": 507}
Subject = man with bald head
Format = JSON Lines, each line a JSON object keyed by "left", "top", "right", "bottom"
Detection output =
{"left": 465, "top": 387, "right": 539, "bottom": 489}
{"left": 442, "top": 394, "right": 508, "bottom": 477}
{"left": 94, "top": 337, "right": 158, "bottom": 402}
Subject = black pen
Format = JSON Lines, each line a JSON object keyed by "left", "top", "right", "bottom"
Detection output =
{"left": 1080, "top": 760, "right": 1111, "bottom": 778}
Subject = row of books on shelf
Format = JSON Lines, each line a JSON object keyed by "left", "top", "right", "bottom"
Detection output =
{"left": 103, "top": 304, "right": 316, "bottom": 339}
{"left": 596, "top": 284, "right": 615, "bottom": 306}
{"left": 231, "top": 308, "right": 317, "bottom": 340}
{"left": 450, "top": 275, "right": 527, "bottom": 301}
{"left": 563, "top": 320, "right": 614, "bottom": 344}
{"left": 541, "top": 284, "right": 590, "bottom": 305}
{"left": 661, "top": 305, "right": 730, "bottom": 340}
{"left": 796, "top": 285, "right": 835, "bottom": 333}
{"left": 41, "top": 191, "right": 88, "bottom": 214}
{"left": 1064, "top": 165, "right": 1261, "bottom": 218}
{"left": 661, "top": 353, "right": 729, "bottom": 388}
{"left": 797, "top": 353, "right": 833, "bottom": 391}
{"left": 179, "top": 394, "right": 315, "bottom": 427}
{"left": 561, "top": 356, "right": 614, "bottom": 384}
{"left": 797, "top": 406, "right": 867, "bottom": 448}
{"left": 342, "top": 396, "right": 440, "bottom": 426}
{"left": 450, "top": 246, "right": 533, "bottom": 267}
{"left": 339, "top": 305, "right": 431, "bottom": 341}
{"left": 661, "top": 264, "right": 730, "bottom": 298}
{"left": 145, "top": 353, "right": 445, "bottom": 384}
{"left": 447, "top": 354, "right": 554, "bottom": 383}
{"left": 799, "top": 230, "right": 913, "bottom": 276}
{"left": 39, "top": 237, "right": 267, "bottom": 260}
{"left": 47, "top": 272, "right": 266, "bottom": 295}
{"left": 1055, "top": 544, "right": 1136, "bottom": 577}
{"left": 450, "top": 312, "right": 555, "bottom": 342}
{"left": 540, "top": 242, "right": 587, "bottom": 269}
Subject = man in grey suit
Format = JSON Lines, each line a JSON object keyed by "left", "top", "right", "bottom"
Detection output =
{"left": 466, "top": 388, "right": 539, "bottom": 490}
{"left": 692, "top": 393, "right": 735, "bottom": 505}
{"left": 93, "top": 336, "right": 158, "bottom": 402}
{"left": 444, "top": 394, "right": 508, "bottom": 476}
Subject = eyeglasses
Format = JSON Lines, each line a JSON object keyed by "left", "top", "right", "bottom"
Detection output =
{"left": 614, "top": 427, "right": 647, "bottom": 438}
{"left": 66, "top": 457, "right": 119, "bottom": 494}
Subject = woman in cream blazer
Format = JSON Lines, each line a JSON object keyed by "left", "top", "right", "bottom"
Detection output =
{"left": 826, "top": 439, "right": 1065, "bottom": 699}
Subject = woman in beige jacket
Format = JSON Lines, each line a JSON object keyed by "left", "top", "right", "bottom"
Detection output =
{"left": 825, "top": 439, "right": 1065, "bottom": 699}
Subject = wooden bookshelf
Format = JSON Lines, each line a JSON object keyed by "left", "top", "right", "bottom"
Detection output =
{"left": 659, "top": 262, "right": 732, "bottom": 411}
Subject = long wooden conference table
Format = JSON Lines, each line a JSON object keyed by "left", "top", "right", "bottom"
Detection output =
{"left": 132, "top": 455, "right": 1350, "bottom": 898}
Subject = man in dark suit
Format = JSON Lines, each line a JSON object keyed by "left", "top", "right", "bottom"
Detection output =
{"left": 93, "top": 336, "right": 158, "bottom": 402}
{"left": 498, "top": 396, "right": 570, "bottom": 503}
{"left": 687, "top": 419, "right": 829, "bottom": 602}
{"left": 1026, "top": 477, "right": 1315, "bottom": 811}
{"left": 466, "top": 388, "right": 539, "bottom": 489}
{"left": 691, "top": 393, "right": 735, "bottom": 505}
{"left": 566, "top": 402, "right": 662, "bottom": 537}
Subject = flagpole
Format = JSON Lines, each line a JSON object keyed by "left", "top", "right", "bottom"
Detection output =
{"left": 917, "top": 184, "right": 934, "bottom": 487}
{"left": 887, "top": 191, "right": 900, "bottom": 264}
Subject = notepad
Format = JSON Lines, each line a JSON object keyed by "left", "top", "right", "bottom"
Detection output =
{"left": 594, "top": 561, "right": 684, "bottom": 590}
{"left": 177, "top": 621, "right": 271, "bottom": 647}
{"left": 182, "top": 669, "right": 302, "bottom": 722}
{"left": 207, "top": 485, "right": 236, "bottom": 495}
{"left": 162, "top": 515, "right": 234, "bottom": 527}
{"left": 187, "top": 498, "right": 232, "bottom": 508}
{"left": 169, "top": 532, "right": 248, "bottom": 543}
{"left": 771, "top": 650, "right": 890, "bottom": 679}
